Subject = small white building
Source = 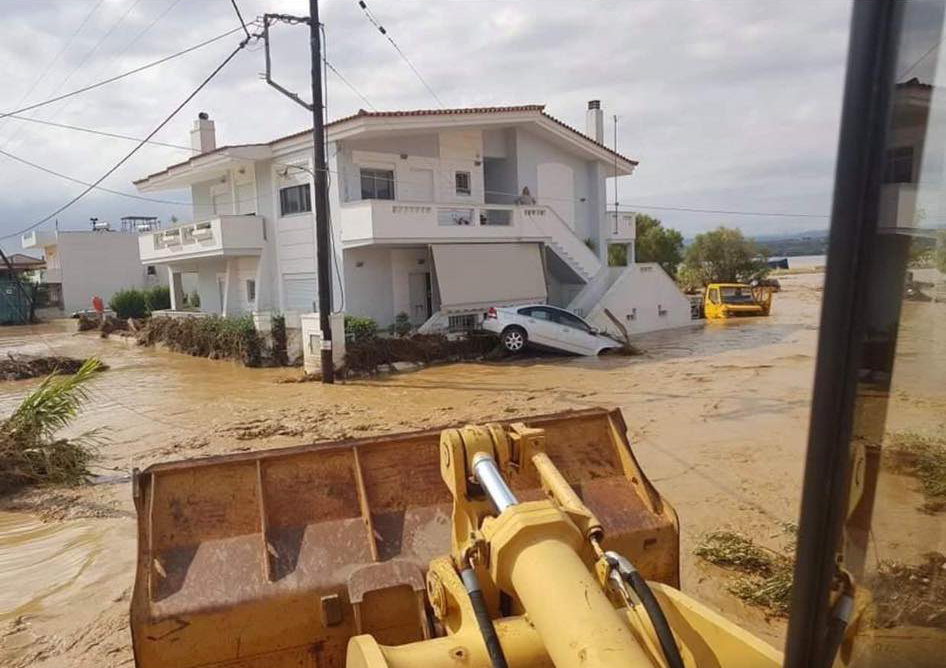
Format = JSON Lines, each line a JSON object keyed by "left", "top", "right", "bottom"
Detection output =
{"left": 133, "top": 102, "right": 691, "bottom": 340}
{"left": 21, "top": 227, "right": 167, "bottom": 315}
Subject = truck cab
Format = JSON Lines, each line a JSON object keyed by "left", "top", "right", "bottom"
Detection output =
{"left": 703, "top": 282, "right": 773, "bottom": 319}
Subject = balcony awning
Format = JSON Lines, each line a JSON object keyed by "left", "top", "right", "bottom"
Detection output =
{"left": 431, "top": 243, "right": 547, "bottom": 313}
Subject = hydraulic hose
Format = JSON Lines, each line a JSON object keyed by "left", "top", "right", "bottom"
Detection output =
{"left": 461, "top": 566, "right": 509, "bottom": 668}
{"left": 606, "top": 551, "right": 685, "bottom": 668}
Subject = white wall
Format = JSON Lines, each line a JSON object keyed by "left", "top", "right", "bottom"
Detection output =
{"left": 585, "top": 263, "right": 692, "bottom": 336}
{"left": 343, "top": 246, "right": 394, "bottom": 325}
{"left": 514, "top": 128, "right": 599, "bottom": 246}
{"left": 54, "top": 231, "right": 168, "bottom": 314}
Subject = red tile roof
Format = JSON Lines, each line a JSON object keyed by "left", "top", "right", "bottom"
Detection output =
{"left": 135, "top": 105, "right": 636, "bottom": 184}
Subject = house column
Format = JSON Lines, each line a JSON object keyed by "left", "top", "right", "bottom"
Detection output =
{"left": 168, "top": 267, "right": 184, "bottom": 310}
{"left": 222, "top": 258, "right": 240, "bottom": 316}
{"left": 197, "top": 263, "right": 222, "bottom": 315}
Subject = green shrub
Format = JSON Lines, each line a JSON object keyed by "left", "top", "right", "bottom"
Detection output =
{"left": 390, "top": 312, "right": 413, "bottom": 337}
{"left": 144, "top": 285, "right": 171, "bottom": 312}
{"left": 187, "top": 290, "right": 201, "bottom": 308}
{"left": 345, "top": 315, "right": 378, "bottom": 342}
{"left": 271, "top": 314, "right": 289, "bottom": 366}
{"left": 109, "top": 289, "right": 147, "bottom": 319}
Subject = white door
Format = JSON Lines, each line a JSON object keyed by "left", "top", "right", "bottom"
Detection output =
{"left": 401, "top": 167, "right": 434, "bottom": 202}
{"left": 553, "top": 309, "right": 600, "bottom": 355}
{"left": 408, "top": 272, "right": 431, "bottom": 324}
{"left": 537, "top": 162, "right": 575, "bottom": 230}
{"left": 521, "top": 306, "right": 559, "bottom": 348}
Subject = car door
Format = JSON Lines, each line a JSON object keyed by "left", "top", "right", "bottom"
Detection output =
{"left": 517, "top": 307, "right": 558, "bottom": 348}
{"left": 552, "top": 308, "right": 601, "bottom": 355}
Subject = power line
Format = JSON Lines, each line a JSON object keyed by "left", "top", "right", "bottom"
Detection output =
{"left": 1, "top": 113, "right": 194, "bottom": 151}
{"left": 898, "top": 37, "right": 943, "bottom": 81}
{"left": 615, "top": 202, "right": 828, "bottom": 219}
{"left": 0, "top": 146, "right": 190, "bottom": 206}
{"left": 0, "top": 34, "right": 256, "bottom": 242}
{"left": 324, "top": 59, "right": 377, "bottom": 111}
{"left": 230, "top": 0, "right": 252, "bottom": 39}
{"left": 0, "top": 25, "right": 249, "bottom": 123}
{"left": 354, "top": 0, "right": 444, "bottom": 108}
{"left": 0, "top": 0, "right": 105, "bottom": 137}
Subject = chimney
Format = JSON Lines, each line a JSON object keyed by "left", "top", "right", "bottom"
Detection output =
{"left": 190, "top": 112, "right": 216, "bottom": 153}
{"left": 586, "top": 100, "right": 604, "bottom": 144}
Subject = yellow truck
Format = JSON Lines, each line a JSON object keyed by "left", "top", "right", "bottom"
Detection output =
{"left": 702, "top": 280, "right": 779, "bottom": 319}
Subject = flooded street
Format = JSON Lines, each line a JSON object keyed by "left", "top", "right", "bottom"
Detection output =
{"left": 0, "top": 270, "right": 943, "bottom": 666}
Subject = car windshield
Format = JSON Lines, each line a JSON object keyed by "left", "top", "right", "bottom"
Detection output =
{"left": 719, "top": 286, "right": 755, "bottom": 304}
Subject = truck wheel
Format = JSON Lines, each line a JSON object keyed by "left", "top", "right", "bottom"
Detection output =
{"left": 501, "top": 326, "right": 527, "bottom": 352}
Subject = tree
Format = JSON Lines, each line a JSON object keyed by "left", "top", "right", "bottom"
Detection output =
{"left": 635, "top": 214, "right": 684, "bottom": 277}
{"left": 679, "top": 226, "right": 769, "bottom": 289}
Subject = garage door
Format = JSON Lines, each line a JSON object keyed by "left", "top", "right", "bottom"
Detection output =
{"left": 430, "top": 243, "right": 547, "bottom": 313}
{"left": 283, "top": 274, "right": 317, "bottom": 312}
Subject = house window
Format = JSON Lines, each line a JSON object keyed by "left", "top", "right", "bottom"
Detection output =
{"left": 246, "top": 279, "right": 256, "bottom": 303}
{"left": 360, "top": 168, "right": 395, "bottom": 200}
{"left": 455, "top": 171, "right": 471, "bottom": 196}
{"left": 146, "top": 265, "right": 156, "bottom": 276}
{"left": 883, "top": 146, "right": 914, "bottom": 184}
{"left": 279, "top": 184, "right": 311, "bottom": 216}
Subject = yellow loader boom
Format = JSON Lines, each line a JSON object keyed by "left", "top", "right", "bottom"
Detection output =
{"left": 130, "top": 408, "right": 682, "bottom": 667}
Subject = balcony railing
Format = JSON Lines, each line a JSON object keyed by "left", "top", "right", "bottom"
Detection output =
{"left": 139, "top": 215, "right": 264, "bottom": 263}
{"left": 339, "top": 200, "right": 549, "bottom": 246}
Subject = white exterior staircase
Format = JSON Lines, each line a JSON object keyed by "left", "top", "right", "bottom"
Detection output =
{"left": 530, "top": 207, "right": 602, "bottom": 281}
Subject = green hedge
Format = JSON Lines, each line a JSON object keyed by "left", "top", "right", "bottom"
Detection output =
{"left": 108, "top": 286, "right": 172, "bottom": 319}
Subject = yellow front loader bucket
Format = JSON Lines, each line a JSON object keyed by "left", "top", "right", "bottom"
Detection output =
{"left": 130, "top": 407, "right": 679, "bottom": 668}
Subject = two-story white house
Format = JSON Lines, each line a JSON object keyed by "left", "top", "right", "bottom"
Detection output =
{"left": 133, "top": 102, "right": 691, "bottom": 340}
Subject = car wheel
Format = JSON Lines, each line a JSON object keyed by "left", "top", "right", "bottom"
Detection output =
{"left": 501, "top": 326, "right": 527, "bottom": 353}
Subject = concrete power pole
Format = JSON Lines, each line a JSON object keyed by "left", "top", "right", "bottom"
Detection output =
{"left": 309, "top": 0, "right": 334, "bottom": 383}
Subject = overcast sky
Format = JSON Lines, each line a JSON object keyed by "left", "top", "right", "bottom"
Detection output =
{"left": 0, "top": 0, "right": 857, "bottom": 254}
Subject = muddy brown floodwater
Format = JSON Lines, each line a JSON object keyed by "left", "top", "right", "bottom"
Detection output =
{"left": 0, "top": 271, "right": 943, "bottom": 667}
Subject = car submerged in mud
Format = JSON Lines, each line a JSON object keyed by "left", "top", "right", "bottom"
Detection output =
{"left": 481, "top": 304, "right": 622, "bottom": 355}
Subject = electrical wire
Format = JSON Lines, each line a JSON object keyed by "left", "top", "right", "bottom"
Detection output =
{"left": 230, "top": 0, "right": 252, "bottom": 39}
{"left": 354, "top": 0, "right": 444, "bottom": 108}
{"left": 0, "top": 146, "right": 191, "bottom": 206}
{"left": 0, "top": 0, "right": 105, "bottom": 137}
{"left": 0, "top": 25, "right": 250, "bottom": 122}
{"left": 47, "top": 0, "right": 184, "bottom": 124}
{"left": 1, "top": 0, "right": 144, "bottom": 150}
{"left": 2, "top": 113, "right": 194, "bottom": 152}
{"left": 613, "top": 202, "right": 828, "bottom": 219}
{"left": 324, "top": 59, "right": 377, "bottom": 111}
{"left": 0, "top": 34, "right": 257, "bottom": 242}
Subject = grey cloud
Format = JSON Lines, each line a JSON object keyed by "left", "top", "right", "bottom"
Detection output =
{"left": 1, "top": 0, "right": 857, "bottom": 250}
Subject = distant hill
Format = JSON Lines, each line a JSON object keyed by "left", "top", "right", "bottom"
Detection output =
{"left": 752, "top": 229, "right": 829, "bottom": 257}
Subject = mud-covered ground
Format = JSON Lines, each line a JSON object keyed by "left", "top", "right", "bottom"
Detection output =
{"left": 1, "top": 270, "right": 944, "bottom": 667}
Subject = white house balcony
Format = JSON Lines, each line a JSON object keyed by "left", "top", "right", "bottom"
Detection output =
{"left": 21, "top": 230, "right": 57, "bottom": 249}
{"left": 606, "top": 211, "right": 637, "bottom": 242}
{"left": 339, "top": 200, "right": 554, "bottom": 247}
{"left": 879, "top": 183, "right": 918, "bottom": 231}
{"left": 138, "top": 215, "right": 265, "bottom": 264}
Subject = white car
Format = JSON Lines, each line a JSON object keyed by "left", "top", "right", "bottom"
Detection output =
{"left": 482, "top": 305, "right": 621, "bottom": 356}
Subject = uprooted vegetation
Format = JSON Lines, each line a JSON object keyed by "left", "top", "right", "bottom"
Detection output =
{"left": 341, "top": 331, "right": 501, "bottom": 376}
{"left": 0, "top": 358, "right": 103, "bottom": 496}
{"left": 883, "top": 431, "right": 946, "bottom": 513}
{"left": 869, "top": 552, "right": 946, "bottom": 630}
{"left": 1, "top": 354, "right": 107, "bottom": 381}
{"left": 695, "top": 530, "right": 794, "bottom": 617}
{"left": 136, "top": 315, "right": 263, "bottom": 367}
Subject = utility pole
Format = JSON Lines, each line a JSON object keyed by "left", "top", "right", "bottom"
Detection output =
{"left": 262, "top": 6, "right": 335, "bottom": 382}
{"left": 309, "top": 0, "right": 334, "bottom": 382}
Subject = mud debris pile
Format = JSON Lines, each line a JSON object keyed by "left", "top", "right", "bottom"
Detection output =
{"left": 0, "top": 355, "right": 105, "bottom": 381}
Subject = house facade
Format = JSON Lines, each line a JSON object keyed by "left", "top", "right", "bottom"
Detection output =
{"left": 134, "top": 103, "right": 691, "bottom": 338}
{"left": 21, "top": 227, "right": 167, "bottom": 315}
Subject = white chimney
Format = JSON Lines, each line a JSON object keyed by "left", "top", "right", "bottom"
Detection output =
{"left": 586, "top": 100, "right": 604, "bottom": 143}
{"left": 190, "top": 112, "right": 216, "bottom": 153}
